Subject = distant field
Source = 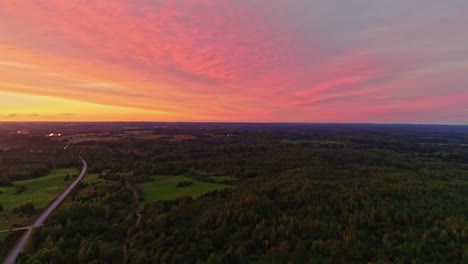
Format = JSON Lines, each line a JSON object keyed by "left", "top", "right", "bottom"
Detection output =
{"left": 207, "top": 175, "right": 238, "bottom": 183}
{"left": 281, "top": 139, "right": 344, "bottom": 146}
{"left": 68, "top": 136, "right": 120, "bottom": 143}
{"left": 132, "top": 134, "right": 196, "bottom": 141}
{"left": 55, "top": 132, "right": 196, "bottom": 143}
{"left": 0, "top": 214, "right": 35, "bottom": 231}
{"left": 0, "top": 168, "right": 78, "bottom": 211}
{"left": 170, "top": 135, "right": 195, "bottom": 141}
{"left": 81, "top": 173, "right": 103, "bottom": 184}
{"left": 132, "top": 134, "right": 164, "bottom": 140}
{"left": 138, "top": 175, "right": 232, "bottom": 202}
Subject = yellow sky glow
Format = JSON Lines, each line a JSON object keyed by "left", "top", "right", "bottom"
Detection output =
{"left": 0, "top": 1, "right": 467, "bottom": 123}
{"left": 0, "top": 92, "right": 187, "bottom": 121}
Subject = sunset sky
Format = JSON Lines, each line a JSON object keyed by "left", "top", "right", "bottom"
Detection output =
{"left": 0, "top": 0, "right": 467, "bottom": 123}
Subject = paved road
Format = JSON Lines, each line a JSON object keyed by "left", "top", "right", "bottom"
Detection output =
{"left": 3, "top": 157, "right": 88, "bottom": 264}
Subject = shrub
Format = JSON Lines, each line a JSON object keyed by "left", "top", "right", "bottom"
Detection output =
{"left": 15, "top": 185, "right": 28, "bottom": 194}
{"left": 12, "top": 202, "right": 35, "bottom": 216}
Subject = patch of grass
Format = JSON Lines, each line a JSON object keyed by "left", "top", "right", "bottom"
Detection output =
{"left": 138, "top": 175, "right": 232, "bottom": 202}
{"left": 0, "top": 232, "right": 7, "bottom": 241}
{"left": 81, "top": 173, "right": 103, "bottom": 184}
{"left": 0, "top": 168, "right": 78, "bottom": 211}
{"left": 207, "top": 176, "right": 238, "bottom": 183}
{"left": 0, "top": 213, "right": 35, "bottom": 230}
{"left": 0, "top": 168, "right": 82, "bottom": 229}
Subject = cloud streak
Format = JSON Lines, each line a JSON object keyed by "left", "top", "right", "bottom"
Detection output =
{"left": 0, "top": 113, "right": 76, "bottom": 119}
{"left": 0, "top": 0, "right": 467, "bottom": 123}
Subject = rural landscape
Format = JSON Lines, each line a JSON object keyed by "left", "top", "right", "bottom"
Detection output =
{"left": 1, "top": 0, "right": 468, "bottom": 263}
{"left": 0, "top": 122, "right": 467, "bottom": 263}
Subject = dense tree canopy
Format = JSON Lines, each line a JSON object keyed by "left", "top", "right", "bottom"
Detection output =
{"left": 0, "top": 123, "right": 466, "bottom": 263}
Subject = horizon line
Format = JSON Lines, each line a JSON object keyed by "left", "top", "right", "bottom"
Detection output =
{"left": 0, "top": 121, "right": 467, "bottom": 126}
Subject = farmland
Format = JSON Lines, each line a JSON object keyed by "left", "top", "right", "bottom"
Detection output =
{"left": 138, "top": 175, "right": 232, "bottom": 202}
{"left": 0, "top": 168, "right": 78, "bottom": 211}
{"left": 0, "top": 168, "right": 78, "bottom": 229}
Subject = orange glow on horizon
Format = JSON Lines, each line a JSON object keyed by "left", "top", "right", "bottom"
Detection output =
{"left": 0, "top": 1, "right": 467, "bottom": 124}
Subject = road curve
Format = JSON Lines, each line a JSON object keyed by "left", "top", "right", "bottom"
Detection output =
{"left": 3, "top": 157, "right": 88, "bottom": 264}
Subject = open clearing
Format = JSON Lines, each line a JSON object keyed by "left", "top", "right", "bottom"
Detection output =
{"left": 81, "top": 173, "right": 103, "bottom": 184}
{"left": 0, "top": 168, "right": 78, "bottom": 211}
{"left": 0, "top": 168, "right": 79, "bottom": 229}
{"left": 68, "top": 136, "right": 120, "bottom": 143}
{"left": 0, "top": 213, "right": 36, "bottom": 230}
{"left": 138, "top": 175, "right": 232, "bottom": 202}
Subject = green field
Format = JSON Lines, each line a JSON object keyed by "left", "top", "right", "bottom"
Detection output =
{"left": 207, "top": 175, "right": 238, "bottom": 183}
{"left": 0, "top": 213, "right": 36, "bottom": 230}
{"left": 81, "top": 173, "right": 103, "bottom": 184}
{"left": 0, "top": 168, "right": 78, "bottom": 211}
{"left": 0, "top": 232, "right": 7, "bottom": 241}
{"left": 138, "top": 175, "right": 232, "bottom": 202}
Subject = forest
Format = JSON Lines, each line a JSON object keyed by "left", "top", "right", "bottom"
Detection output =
{"left": 0, "top": 123, "right": 467, "bottom": 263}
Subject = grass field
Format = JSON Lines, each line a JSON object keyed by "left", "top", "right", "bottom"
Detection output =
{"left": 0, "top": 213, "right": 36, "bottom": 230}
{"left": 0, "top": 168, "right": 79, "bottom": 212}
{"left": 138, "top": 175, "right": 232, "bottom": 202}
{"left": 68, "top": 136, "right": 119, "bottom": 143}
{"left": 81, "top": 173, "right": 103, "bottom": 184}
{"left": 0, "top": 168, "right": 82, "bottom": 230}
{"left": 207, "top": 175, "right": 238, "bottom": 183}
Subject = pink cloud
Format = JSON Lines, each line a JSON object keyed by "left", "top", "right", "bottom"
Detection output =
{"left": 0, "top": 0, "right": 467, "bottom": 123}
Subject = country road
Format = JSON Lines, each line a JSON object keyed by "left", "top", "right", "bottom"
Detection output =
{"left": 0, "top": 226, "right": 42, "bottom": 233}
{"left": 122, "top": 183, "right": 143, "bottom": 264}
{"left": 3, "top": 156, "right": 88, "bottom": 264}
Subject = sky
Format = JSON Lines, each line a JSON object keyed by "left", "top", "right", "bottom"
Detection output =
{"left": 0, "top": 0, "right": 467, "bottom": 124}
